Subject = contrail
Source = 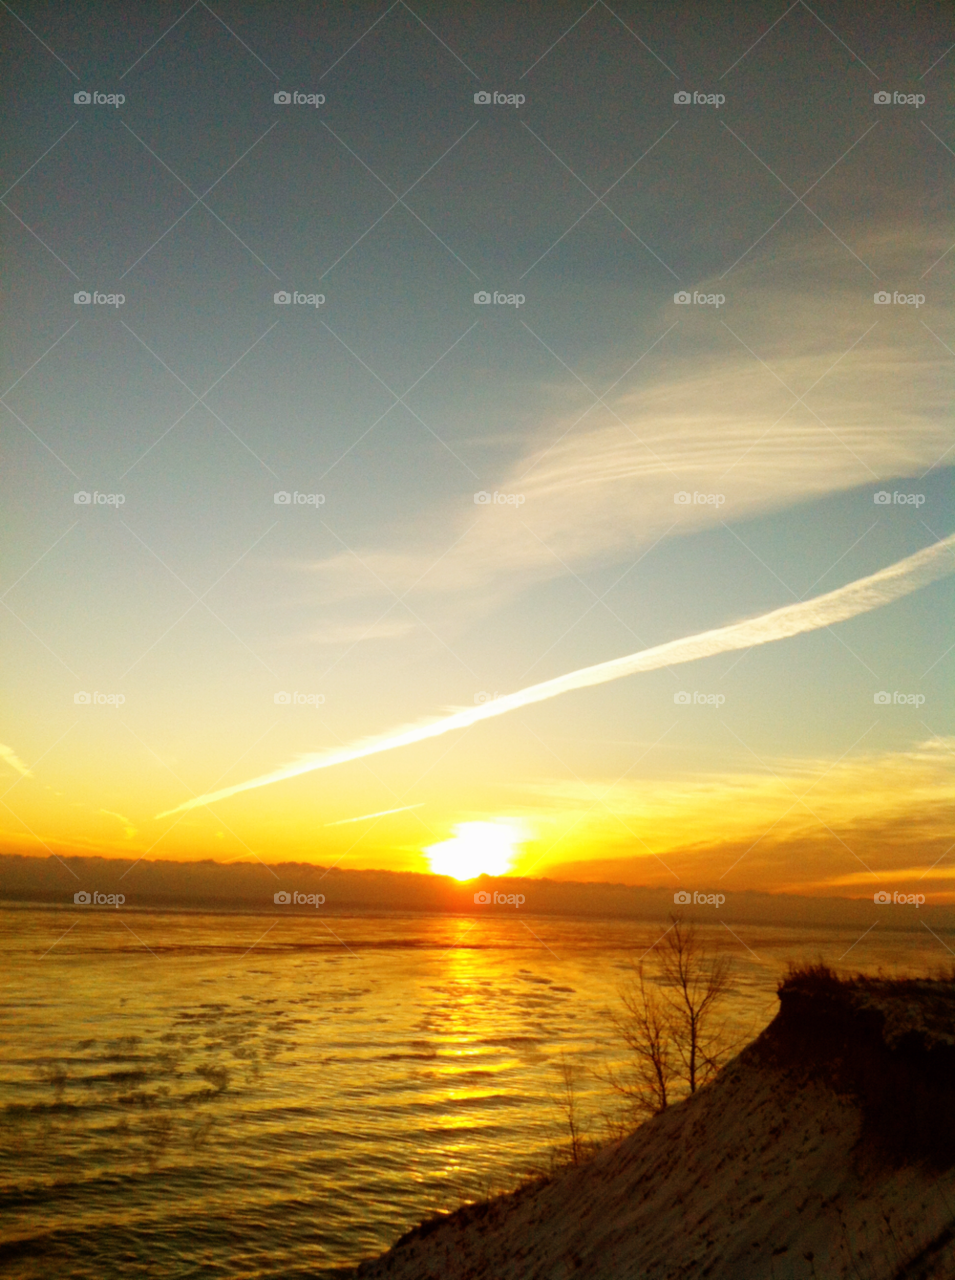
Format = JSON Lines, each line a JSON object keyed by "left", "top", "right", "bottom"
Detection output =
{"left": 156, "top": 532, "right": 955, "bottom": 819}
{"left": 323, "top": 803, "right": 424, "bottom": 827}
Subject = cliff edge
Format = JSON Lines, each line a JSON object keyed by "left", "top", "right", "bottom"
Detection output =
{"left": 345, "top": 968, "right": 955, "bottom": 1280}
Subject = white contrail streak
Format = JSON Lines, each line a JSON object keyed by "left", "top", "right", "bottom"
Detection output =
{"left": 323, "top": 803, "right": 424, "bottom": 827}
{"left": 156, "top": 532, "right": 955, "bottom": 819}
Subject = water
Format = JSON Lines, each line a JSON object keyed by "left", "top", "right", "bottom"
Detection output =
{"left": 0, "top": 904, "right": 946, "bottom": 1278}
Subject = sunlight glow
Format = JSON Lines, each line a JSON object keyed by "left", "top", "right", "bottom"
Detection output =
{"left": 425, "top": 822, "right": 522, "bottom": 881}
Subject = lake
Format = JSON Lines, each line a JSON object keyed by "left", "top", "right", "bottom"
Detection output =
{"left": 0, "top": 904, "right": 946, "bottom": 1278}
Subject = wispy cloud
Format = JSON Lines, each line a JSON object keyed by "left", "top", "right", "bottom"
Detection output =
{"left": 323, "top": 802, "right": 424, "bottom": 827}
{"left": 99, "top": 810, "right": 138, "bottom": 839}
{"left": 295, "top": 231, "right": 952, "bottom": 614}
{"left": 265, "top": 618, "right": 416, "bottom": 649}
{"left": 525, "top": 737, "right": 955, "bottom": 871}
{"left": 0, "top": 744, "right": 33, "bottom": 779}
{"left": 156, "top": 532, "right": 955, "bottom": 818}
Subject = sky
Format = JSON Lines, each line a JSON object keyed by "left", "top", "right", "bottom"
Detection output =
{"left": 2, "top": 0, "right": 953, "bottom": 904}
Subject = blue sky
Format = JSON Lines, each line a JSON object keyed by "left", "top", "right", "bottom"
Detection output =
{"left": 1, "top": 0, "right": 952, "bottom": 898}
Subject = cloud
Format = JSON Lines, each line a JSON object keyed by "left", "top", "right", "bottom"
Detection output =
{"left": 156, "top": 532, "right": 955, "bottom": 818}
{"left": 525, "top": 737, "right": 955, "bottom": 879}
{"left": 266, "top": 617, "right": 416, "bottom": 649}
{"left": 526, "top": 735, "right": 955, "bottom": 898}
{"left": 99, "top": 810, "right": 138, "bottom": 839}
{"left": 0, "top": 744, "right": 33, "bottom": 779}
{"left": 295, "top": 230, "right": 952, "bottom": 610}
{"left": 323, "top": 803, "right": 424, "bottom": 827}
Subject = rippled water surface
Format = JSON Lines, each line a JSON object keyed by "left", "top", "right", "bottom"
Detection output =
{"left": 0, "top": 905, "right": 944, "bottom": 1278}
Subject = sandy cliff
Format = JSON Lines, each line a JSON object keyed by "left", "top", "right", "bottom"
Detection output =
{"left": 346, "top": 971, "right": 955, "bottom": 1280}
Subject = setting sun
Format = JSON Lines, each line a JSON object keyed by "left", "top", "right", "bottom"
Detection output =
{"left": 424, "top": 822, "right": 523, "bottom": 881}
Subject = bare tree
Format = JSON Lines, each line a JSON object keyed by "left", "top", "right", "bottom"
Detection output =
{"left": 609, "top": 916, "right": 734, "bottom": 1118}
{"left": 554, "top": 1050, "right": 584, "bottom": 1164}
{"left": 658, "top": 916, "right": 733, "bottom": 1094}
{"left": 606, "top": 960, "right": 677, "bottom": 1118}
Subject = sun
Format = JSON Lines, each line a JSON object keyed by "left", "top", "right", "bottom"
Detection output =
{"left": 425, "top": 821, "right": 522, "bottom": 881}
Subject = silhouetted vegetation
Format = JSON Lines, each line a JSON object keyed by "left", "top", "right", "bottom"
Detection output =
{"left": 606, "top": 916, "right": 736, "bottom": 1120}
{"left": 760, "top": 962, "right": 955, "bottom": 1169}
